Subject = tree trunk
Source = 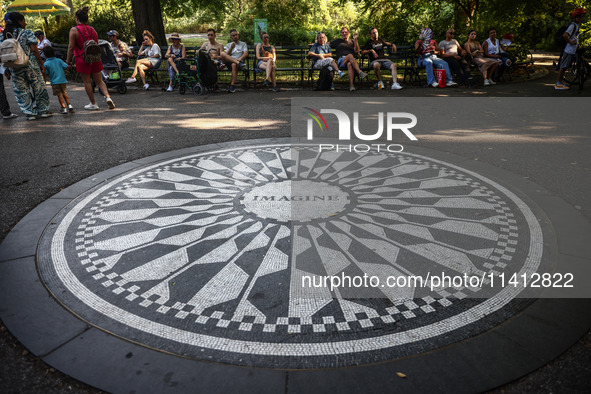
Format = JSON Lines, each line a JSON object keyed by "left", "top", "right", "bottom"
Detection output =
{"left": 130, "top": 0, "right": 167, "bottom": 47}
{"left": 64, "top": 0, "right": 74, "bottom": 17}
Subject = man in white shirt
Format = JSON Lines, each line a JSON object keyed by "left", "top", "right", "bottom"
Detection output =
{"left": 221, "top": 29, "right": 249, "bottom": 93}
{"left": 438, "top": 29, "right": 473, "bottom": 87}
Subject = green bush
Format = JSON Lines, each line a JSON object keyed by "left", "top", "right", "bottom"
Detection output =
{"left": 45, "top": 7, "right": 134, "bottom": 45}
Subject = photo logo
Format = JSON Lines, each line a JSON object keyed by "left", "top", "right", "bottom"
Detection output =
{"left": 303, "top": 107, "right": 328, "bottom": 133}
{"left": 305, "top": 109, "right": 418, "bottom": 152}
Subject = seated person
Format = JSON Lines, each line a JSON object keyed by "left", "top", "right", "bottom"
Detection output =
{"left": 464, "top": 29, "right": 498, "bottom": 86}
{"left": 125, "top": 30, "right": 161, "bottom": 90}
{"left": 330, "top": 27, "right": 367, "bottom": 91}
{"left": 201, "top": 28, "right": 226, "bottom": 70}
{"left": 255, "top": 31, "right": 279, "bottom": 92}
{"left": 483, "top": 28, "right": 511, "bottom": 81}
{"left": 221, "top": 29, "right": 249, "bottom": 93}
{"left": 438, "top": 28, "right": 474, "bottom": 86}
{"left": 501, "top": 33, "right": 514, "bottom": 48}
{"left": 361, "top": 27, "right": 402, "bottom": 90}
{"left": 308, "top": 32, "right": 343, "bottom": 79}
{"left": 415, "top": 27, "right": 456, "bottom": 87}
{"left": 164, "top": 32, "right": 186, "bottom": 92}
{"left": 35, "top": 30, "right": 51, "bottom": 59}
{"left": 107, "top": 30, "right": 132, "bottom": 68}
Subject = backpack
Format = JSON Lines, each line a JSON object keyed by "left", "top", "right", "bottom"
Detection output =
{"left": 76, "top": 26, "right": 101, "bottom": 63}
{"left": 555, "top": 22, "right": 577, "bottom": 50}
{"left": 0, "top": 30, "right": 29, "bottom": 69}
{"left": 315, "top": 66, "right": 333, "bottom": 90}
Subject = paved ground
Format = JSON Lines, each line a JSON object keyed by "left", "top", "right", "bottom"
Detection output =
{"left": 1, "top": 59, "right": 591, "bottom": 392}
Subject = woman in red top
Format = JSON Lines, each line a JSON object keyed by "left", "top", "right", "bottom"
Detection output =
{"left": 66, "top": 7, "right": 115, "bottom": 110}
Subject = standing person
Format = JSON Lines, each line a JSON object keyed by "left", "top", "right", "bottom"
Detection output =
{"left": 438, "top": 28, "right": 474, "bottom": 87}
{"left": 464, "top": 29, "right": 498, "bottom": 86}
{"left": 164, "top": 32, "right": 185, "bottom": 92}
{"left": 67, "top": 7, "right": 115, "bottom": 109}
{"left": 125, "top": 30, "right": 161, "bottom": 90}
{"left": 222, "top": 29, "right": 249, "bottom": 93}
{"left": 34, "top": 30, "right": 51, "bottom": 59}
{"left": 556, "top": 8, "right": 587, "bottom": 90}
{"left": 1, "top": 64, "right": 18, "bottom": 119}
{"left": 255, "top": 31, "right": 279, "bottom": 92}
{"left": 43, "top": 46, "right": 73, "bottom": 114}
{"left": 483, "top": 28, "right": 511, "bottom": 81}
{"left": 107, "top": 30, "right": 131, "bottom": 68}
{"left": 0, "top": 12, "right": 51, "bottom": 120}
{"left": 361, "top": 27, "right": 402, "bottom": 90}
{"left": 330, "top": 27, "right": 367, "bottom": 91}
{"left": 415, "top": 27, "right": 456, "bottom": 88}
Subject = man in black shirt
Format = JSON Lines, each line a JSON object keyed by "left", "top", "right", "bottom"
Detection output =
{"left": 361, "top": 27, "right": 402, "bottom": 90}
{"left": 329, "top": 27, "right": 368, "bottom": 91}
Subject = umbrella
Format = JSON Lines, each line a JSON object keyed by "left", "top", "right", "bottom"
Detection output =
{"left": 6, "top": 0, "right": 70, "bottom": 16}
{"left": 6, "top": 0, "right": 71, "bottom": 36}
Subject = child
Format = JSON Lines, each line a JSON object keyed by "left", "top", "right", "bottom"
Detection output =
{"left": 42, "top": 46, "right": 74, "bottom": 114}
{"left": 556, "top": 8, "right": 587, "bottom": 90}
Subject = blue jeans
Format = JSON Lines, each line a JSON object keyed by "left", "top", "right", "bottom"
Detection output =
{"left": 418, "top": 54, "right": 453, "bottom": 85}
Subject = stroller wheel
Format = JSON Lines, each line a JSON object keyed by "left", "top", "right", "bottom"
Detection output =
{"left": 117, "top": 84, "right": 127, "bottom": 94}
{"left": 192, "top": 83, "right": 203, "bottom": 96}
{"left": 179, "top": 85, "right": 186, "bottom": 95}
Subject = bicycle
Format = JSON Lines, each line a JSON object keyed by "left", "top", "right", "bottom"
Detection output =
{"left": 562, "top": 46, "right": 591, "bottom": 92}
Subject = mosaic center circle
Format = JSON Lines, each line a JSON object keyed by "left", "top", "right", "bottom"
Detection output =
{"left": 240, "top": 180, "right": 350, "bottom": 222}
{"left": 38, "top": 144, "right": 547, "bottom": 368}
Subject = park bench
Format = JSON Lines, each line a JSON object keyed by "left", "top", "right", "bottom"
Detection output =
{"left": 251, "top": 46, "right": 307, "bottom": 87}
{"left": 53, "top": 41, "right": 535, "bottom": 88}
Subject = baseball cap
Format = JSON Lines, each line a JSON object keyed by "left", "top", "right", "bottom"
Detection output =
{"left": 107, "top": 30, "right": 119, "bottom": 37}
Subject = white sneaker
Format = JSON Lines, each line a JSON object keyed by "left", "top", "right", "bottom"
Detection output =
{"left": 338, "top": 71, "right": 345, "bottom": 78}
{"left": 125, "top": 77, "right": 136, "bottom": 84}
{"left": 358, "top": 71, "right": 368, "bottom": 79}
{"left": 143, "top": 83, "right": 150, "bottom": 90}
{"left": 483, "top": 79, "right": 491, "bottom": 86}
{"left": 391, "top": 82, "right": 402, "bottom": 90}
{"left": 377, "top": 81, "right": 384, "bottom": 90}
{"left": 349, "top": 86, "right": 356, "bottom": 91}
{"left": 166, "top": 85, "right": 173, "bottom": 92}
{"left": 106, "top": 97, "right": 115, "bottom": 109}
{"left": 430, "top": 82, "right": 439, "bottom": 88}
{"left": 489, "top": 79, "right": 497, "bottom": 85}
{"left": 446, "top": 80, "right": 458, "bottom": 86}
{"left": 2, "top": 113, "right": 18, "bottom": 119}
{"left": 84, "top": 103, "right": 100, "bottom": 110}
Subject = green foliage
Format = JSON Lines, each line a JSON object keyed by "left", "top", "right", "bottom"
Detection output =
{"left": 44, "top": 1, "right": 134, "bottom": 44}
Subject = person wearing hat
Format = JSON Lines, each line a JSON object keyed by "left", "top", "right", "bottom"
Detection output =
{"left": 501, "top": 33, "right": 514, "bottom": 48}
{"left": 107, "top": 29, "right": 131, "bottom": 68}
{"left": 34, "top": 30, "right": 51, "bottom": 59}
{"left": 164, "top": 32, "right": 186, "bottom": 91}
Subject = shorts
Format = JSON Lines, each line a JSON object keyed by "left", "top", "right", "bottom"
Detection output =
{"left": 370, "top": 59, "right": 394, "bottom": 69}
{"left": 313, "top": 58, "right": 334, "bottom": 69}
{"left": 51, "top": 83, "right": 67, "bottom": 96}
{"left": 149, "top": 57, "right": 162, "bottom": 68}
{"left": 75, "top": 56, "right": 102, "bottom": 74}
{"left": 337, "top": 57, "right": 346, "bottom": 69}
{"left": 557, "top": 52, "right": 575, "bottom": 70}
{"left": 225, "top": 60, "right": 245, "bottom": 70}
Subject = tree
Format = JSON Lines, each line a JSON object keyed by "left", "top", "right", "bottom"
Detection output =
{"left": 131, "top": 0, "right": 166, "bottom": 46}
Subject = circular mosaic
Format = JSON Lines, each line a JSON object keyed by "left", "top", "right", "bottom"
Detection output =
{"left": 38, "top": 144, "right": 547, "bottom": 368}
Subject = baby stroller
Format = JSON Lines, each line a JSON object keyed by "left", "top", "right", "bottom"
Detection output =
{"left": 197, "top": 49, "right": 219, "bottom": 93}
{"left": 92, "top": 39, "right": 126, "bottom": 94}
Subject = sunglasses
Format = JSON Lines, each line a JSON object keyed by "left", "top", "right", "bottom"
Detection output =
{"left": 207, "top": 33, "right": 214, "bottom": 36}
{"left": 448, "top": 32, "right": 455, "bottom": 35}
